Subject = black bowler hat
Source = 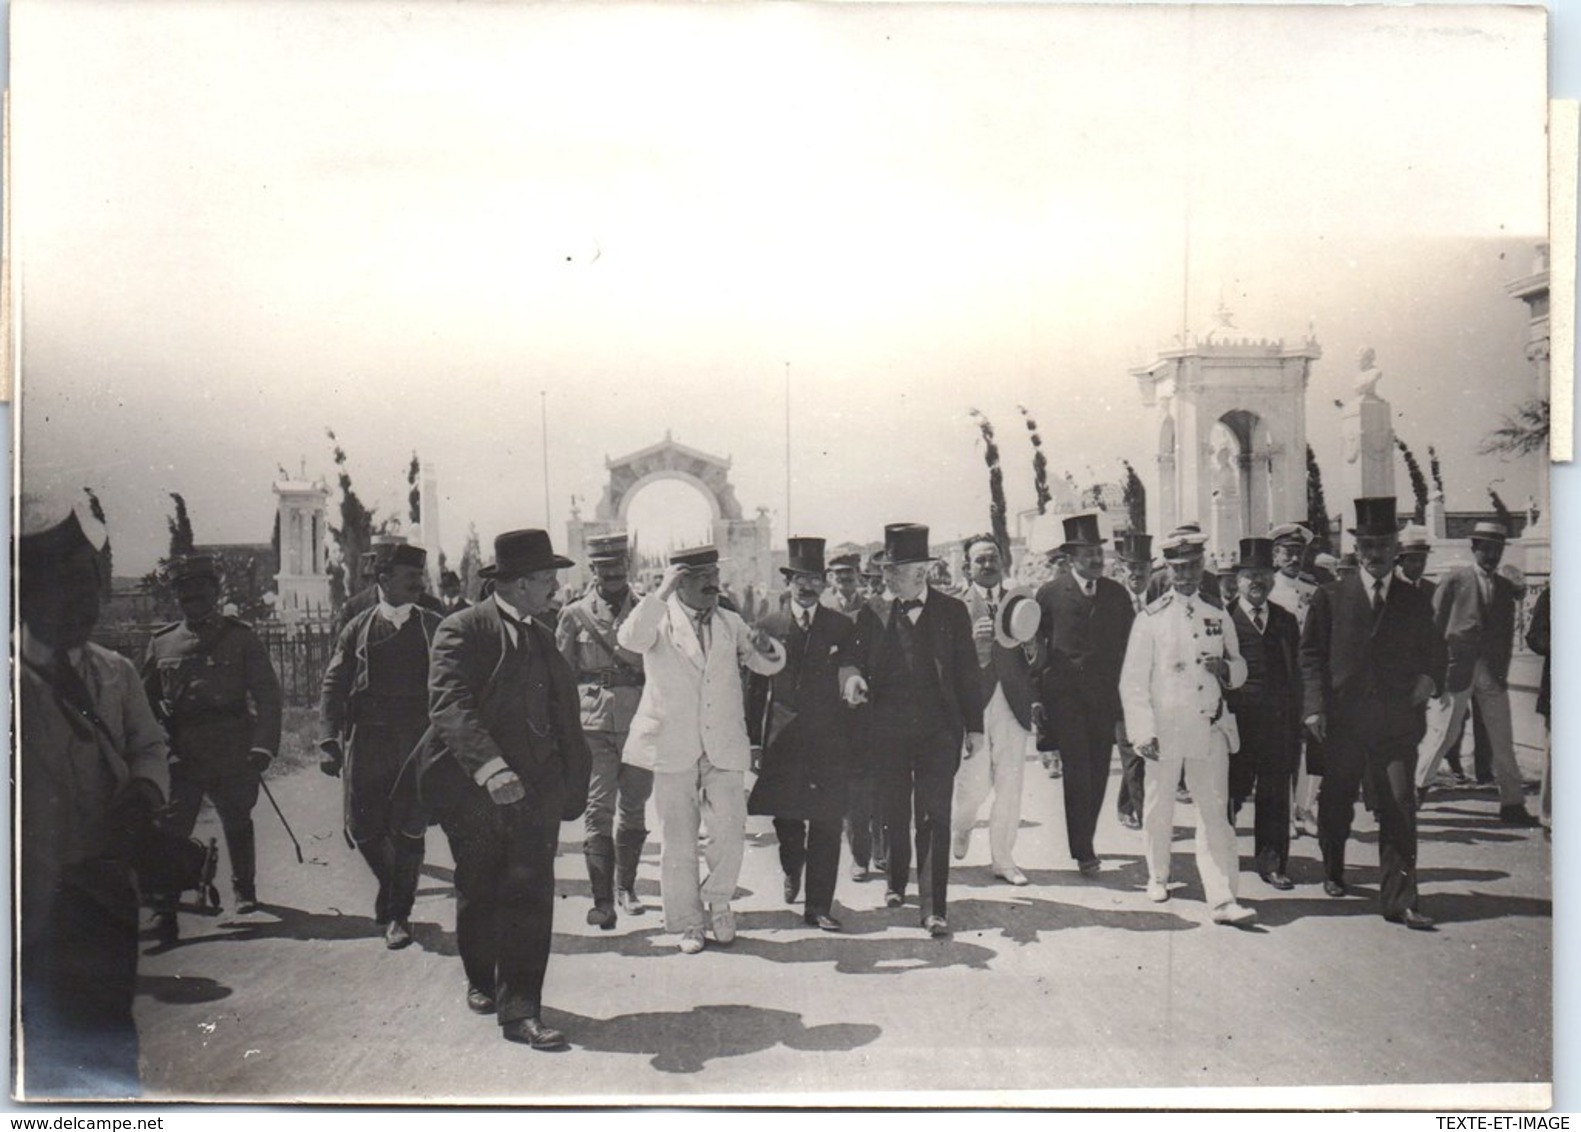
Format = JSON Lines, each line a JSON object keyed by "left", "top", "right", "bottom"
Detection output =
{"left": 586, "top": 533, "right": 630, "bottom": 563}
{"left": 1236, "top": 537, "right": 1277, "bottom": 571}
{"left": 479, "top": 529, "right": 574, "bottom": 579}
{"left": 1348, "top": 497, "right": 1399, "bottom": 538}
{"left": 781, "top": 536, "right": 827, "bottom": 578}
{"left": 1116, "top": 531, "right": 1153, "bottom": 564}
{"left": 166, "top": 554, "right": 221, "bottom": 586}
{"left": 382, "top": 544, "right": 428, "bottom": 571}
{"left": 1060, "top": 512, "right": 1104, "bottom": 550}
{"left": 883, "top": 523, "right": 935, "bottom": 565}
{"left": 670, "top": 544, "right": 724, "bottom": 569}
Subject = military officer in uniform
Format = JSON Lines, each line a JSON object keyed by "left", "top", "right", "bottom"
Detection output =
{"left": 143, "top": 555, "right": 283, "bottom": 942}
{"left": 555, "top": 532, "right": 652, "bottom": 929}
{"left": 318, "top": 543, "right": 441, "bottom": 948}
{"left": 1119, "top": 526, "right": 1255, "bottom": 926}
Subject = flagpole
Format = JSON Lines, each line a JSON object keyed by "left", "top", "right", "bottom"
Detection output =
{"left": 540, "top": 390, "right": 551, "bottom": 531}
{"left": 784, "top": 361, "right": 792, "bottom": 534}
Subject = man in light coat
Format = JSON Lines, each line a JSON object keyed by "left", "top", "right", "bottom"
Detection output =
{"left": 619, "top": 545, "right": 786, "bottom": 954}
{"left": 1120, "top": 526, "right": 1256, "bottom": 926}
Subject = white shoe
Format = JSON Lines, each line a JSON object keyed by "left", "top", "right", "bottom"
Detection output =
{"left": 1212, "top": 901, "right": 1257, "bottom": 927}
{"left": 1146, "top": 880, "right": 1169, "bottom": 903}
{"left": 708, "top": 904, "right": 736, "bottom": 945}
{"left": 678, "top": 928, "right": 706, "bottom": 954}
{"left": 993, "top": 865, "right": 1029, "bottom": 886}
{"left": 951, "top": 829, "right": 971, "bottom": 860}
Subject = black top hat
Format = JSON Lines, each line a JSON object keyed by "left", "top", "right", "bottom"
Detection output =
{"left": 1469, "top": 520, "right": 1509, "bottom": 544}
{"left": 479, "top": 529, "right": 574, "bottom": 579}
{"left": 439, "top": 569, "right": 461, "bottom": 587}
{"left": 670, "top": 545, "right": 723, "bottom": 569}
{"left": 166, "top": 554, "right": 221, "bottom": 585}
{"left": 1116, "top": 531, "right": 1153, "bottom": 563}
{"left": 1060, "top": 512, "right": 1104, "bottom": 550}
{"left": 781, "top": 536, "right": 827, "bottom": 578}
{"left": 883, "top": 524, "right": 934, "bottom": 565}
{"left": 1348, "top": 497, "right": 1399, "bottom": 538}
{"left": 586, "top": 533, "right": 630, "bottom": 563}
{"left": 827, "top": 552, "right": 861, "bottom": 572}
{"left": 381, "top": 544, "right": 428, "bottom": 571}
{"left": 1236, "top": 537, "right": 1276, "bottom": 571}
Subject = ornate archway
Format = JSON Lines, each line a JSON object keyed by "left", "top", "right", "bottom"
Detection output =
{"left": 566, "top": 432, "right": 773, "bottom": 608}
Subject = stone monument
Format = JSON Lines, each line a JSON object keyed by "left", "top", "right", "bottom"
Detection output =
{"left": 1339, "top": 345, "right": 1397, "bottom": 548}
{"left": 272, "top": 464, "right": 332, "bottom": 618}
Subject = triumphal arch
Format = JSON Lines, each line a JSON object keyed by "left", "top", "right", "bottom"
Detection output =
{"left": 565, "top": 432, "right": 774, "bottom": 600}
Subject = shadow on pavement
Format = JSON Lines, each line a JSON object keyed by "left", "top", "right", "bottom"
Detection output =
{"left": 945, "top": 893, "right": 1198, "bottom": 945}
{"left": 542, "top": 1002, "right": 881, "bottom": 1073}
{"left": 135, "top": 974, "right": 232, "bottom": 1005}
{"left": 143, "top": 902, "right": 388, "bottom": 953}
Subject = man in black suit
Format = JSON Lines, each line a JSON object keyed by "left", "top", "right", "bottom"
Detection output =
{"left": 1034, "top": 512, "right": 1134, "bottom": 876}
{"left": 1225, "top": 537, "right": 1303, "bottom": 890}
{"left": 848, "top": 524, "right": 983, "bottom": 936}
{"left": 1300, "top": 498, "right": 1446, "bottom": 929}
{"left": 748, "top": 537, "right": 862, "bottom": 931}
{"left": 413, "top": 529, "right": 592, "bottom": 1048}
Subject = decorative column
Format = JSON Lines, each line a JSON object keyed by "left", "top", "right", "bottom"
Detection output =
{"left": 273, "top": 473, "right": 332, "bottom": 618}
{"left": 1505, "top": 244, "right": 1551, "bottom": 577}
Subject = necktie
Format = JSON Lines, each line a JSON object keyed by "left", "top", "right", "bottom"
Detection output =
{"left": 500, "top": 611, "right": 531, "bottom": 651}
{"left": 1253, "top": 606, "right": 1265, "bottom": 633}
{"left": 1372, "top": 579, "right": 1387, "bottom": 628}
{"left": 798, "top": 609, "right": 811, "bottom": 633}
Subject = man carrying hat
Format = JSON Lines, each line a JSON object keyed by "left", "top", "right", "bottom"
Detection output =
{"left": 747, "top": 537, "right": 862, "bottom": 930}
{"left": 1413, "top": 521, "right": 1538, "bottom": 825}
{"left": 949, "top": 533, "right": 1042, "bottom": 886}
{"left": 143, "top": 552, "right": 283, "bottom": 941}
{"left": 318, "top": 543, "right": 441, "bottom": 949}
{"left": 1113, "top": 531, "right": 1156, "bottom": 830}
{"left": 847, "top": 524, "right": 984, "bottom": 936}
{"left": 413, "top": 529, "right": 592, "bottom": 1049}
{"left": 1034, "top": 512, "right": 1134, "bottom": 876}
{"left": 18, "top": 492, "right": 171, "bottom": 1096}
{"left": 1225, "top": 537, "right": 1303, "bottom": 889}
{"left": 619, "top": 544, "right": 786, "bottom": 954}
{"left": 555, "top": 532, "right": 652, "bottom": 929}
{"left": 1120, "top": 525, "right": 1255, "bottom": 925}
{"left": 1300, "top": 499, "right": 1447, "bottom": 928}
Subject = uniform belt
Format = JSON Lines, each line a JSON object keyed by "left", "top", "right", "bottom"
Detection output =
{"left": 582, "top": 669, "right": 645, "bottom": 689}
{"left": 172, "top": 707, "right": 249, "bottom": 725}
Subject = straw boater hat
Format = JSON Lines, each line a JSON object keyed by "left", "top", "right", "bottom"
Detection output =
{"left": 1469, "top": 520, "right": 1509, "bottom": 544}
{"left": 994, "top": 587, "right": 1042, "bottom": 649}
{"left": 1397, "top": 524, "right": 1433, "bottom": 556}
{"left": 478, "top": 529, "right": 574, "bottom": 579}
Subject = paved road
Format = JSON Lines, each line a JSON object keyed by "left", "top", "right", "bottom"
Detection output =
{"left": 135, "top": 743, "right": 1551, "bottom": 1107}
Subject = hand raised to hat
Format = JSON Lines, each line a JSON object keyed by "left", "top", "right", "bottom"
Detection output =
{"left": 657, "top": 564, "right": 686, "bottom": 600}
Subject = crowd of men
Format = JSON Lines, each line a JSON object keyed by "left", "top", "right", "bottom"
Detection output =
{"left": 14, "top": 485, "right": 1548, "bottom": 1091}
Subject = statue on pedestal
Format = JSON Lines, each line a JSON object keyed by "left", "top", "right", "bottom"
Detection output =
{"left": 1354, "top": 347, "right": 1385, "bottom": 402}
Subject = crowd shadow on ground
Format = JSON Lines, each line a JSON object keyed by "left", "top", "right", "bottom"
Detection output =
{"left": 135, "top": 973, "right": 232, "bottom": 1005}
{"left": 540, "top": 1002, "right": 881, "bottom": 1073}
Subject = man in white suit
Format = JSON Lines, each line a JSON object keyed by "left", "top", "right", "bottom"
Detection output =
{"left": 619, "top": 545, "right": 786, "bottom": 954}
{"left": 1120, "top": 526, "right": 1256, "bottom": 926}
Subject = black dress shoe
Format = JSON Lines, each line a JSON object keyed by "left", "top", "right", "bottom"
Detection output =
{"left": 884, "top": 890, "right": 904, "bottom": 908}
{"left": 1499, "top": 805, "right": 1541, "bottom": 828}
{"left": 803, "top": 911, "right": 842, "bottom": 932}
{"left": 784, "top": 872, "right": 803, "bottom": 904}
{"left": 466, "top": 987, "right": 497, "bottom": 1015}
{"left": 1322, "top": 879, "right": 1347, "bottom": 898}
{"left": 1261, "top": 872, "right": 1295, "bottom": 891}
{"left": 501, "top": 1017, "right": 568, "bottom": 1050}
{"left": 923, "top": 914, "right": 949, "bottom": 937}
{"left": 586, "top": 903, "right": 617, "bottom": 931}
{"left": 1385, "top": 908, "right": 1437, "bottom": 931}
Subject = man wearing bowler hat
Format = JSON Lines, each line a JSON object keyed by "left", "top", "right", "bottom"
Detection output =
{"left": 1225, "top": 536, "right": 1303, "bottom": 889}
{"left": 556, "top": 532, "right": 652, "bottom": 929}
{"left": 619, "top": 544, "right": 785, "bottom": 954}
{"left": 949, "top": 533, "right": 1042, "bottom": 886}
{"left": 846, "top": 524, "right": 983, "bottom": 936}
{"left": 1034, "top": 511, "right": 1133, "bottom": 876}
{"left": 1300, "top": 498, "right": 1446, "bottom": 928}
{"left": 1120, "top": 526, "right": 1255, "bottom": 925}
{"left": 143, "top": 552, "right": 282, "bottom": 941}
{"left": 318, "top": 542, "right": 441, "bottom": 948}
{"left": 339, "top": 536, "right": 446, "bottom": 631}
{"left": 1414, "top": 520, "right": 1538, "bottom": 825}
{"left": 414, "top": 529, "right": 592, "bottom": 1048}
{"left": 747, "top": 537, "right": 862, "bottom": 930}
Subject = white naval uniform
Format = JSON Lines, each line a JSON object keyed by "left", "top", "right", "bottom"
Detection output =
{"left": 1119, "top": 589, "right": 1248, "bottom": 909}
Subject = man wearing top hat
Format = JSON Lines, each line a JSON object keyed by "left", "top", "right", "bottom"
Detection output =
{"left": 1113, "top": 531, "right": 1155, "bottom": 830}
{"left": 438, "top": 569, "right": 471, "bottom": 615}
{"left": 746, "top": 537, "right": 862, "bottom": 930}
{"left": 143, "top": 552, "right": 283, "bottom": 941}
{"left": 414, "top": 529, "right": 592, "bottom": 1049}
{"left": 556, "top": 532, "right": 652, "bottom": 929}
{"left": 18, "top": 492, "right": 171, "bottom": 1096}
{"left": 1300, "top": 498, "right": 1447, "bottom": 928}
{"left": 1034, "top": 511, "right": 1134, "bottom": 876}
{"left": 318, "top": 542, "right": 441, "bottom": 949}
{"left": 1413, "top": 521, "right": 1538, "bottom": 826}
{"left": 619, "top": 544, "right": 786, "bottom": 954}
{"left": 846, "top": 524, "right": 983, "bottom": 936}
{"left": 821, "top": 551, "right": 868, "bottom": 620}
{"left": 1225, "top": 536, "right": 1303, "bottom": 889}
{"left": 1120, "top": 526, "right": 1255, "bottom": 925}
{"left": 949, "top": 533, "right": 1043, "bottom": 886}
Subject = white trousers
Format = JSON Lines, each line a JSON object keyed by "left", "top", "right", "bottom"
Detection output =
{"left": 951, "top": 685, "right": 1030, "bottom": 871}
{"left": 653, "top": 754, "right": 746, "bottom": 933}
{"left": 1143, "top": 732, "right": 1240, "bottom": 909}
{"left": 1416, "top": 659, "right": 1524, "bottom": 807}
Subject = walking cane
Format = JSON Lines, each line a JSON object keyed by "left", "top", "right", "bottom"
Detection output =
{"left": 258, "top": 774, "right": 306, "bottom": 864}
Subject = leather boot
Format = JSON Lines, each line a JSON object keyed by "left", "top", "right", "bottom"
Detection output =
{"left": 228, "top": 821, "right": 259, "bottom": 914}
{"left": 615, "top": 827, "right": 648, "bottom": 915}
{"left": 585, "top": 834, "right": 617, "bottom": 929}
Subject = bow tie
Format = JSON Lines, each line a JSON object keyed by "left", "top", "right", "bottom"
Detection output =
{"left": 896, "top": 598, "right": 923, "bottom": 614}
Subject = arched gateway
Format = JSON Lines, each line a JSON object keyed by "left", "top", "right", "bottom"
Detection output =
{"left": 565, "top": 432, "right": 774, "bottom": 604}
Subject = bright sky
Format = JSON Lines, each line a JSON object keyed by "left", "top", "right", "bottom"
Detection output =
{"left": 13, "top": 1, "right": 1550, "bottom": 573}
